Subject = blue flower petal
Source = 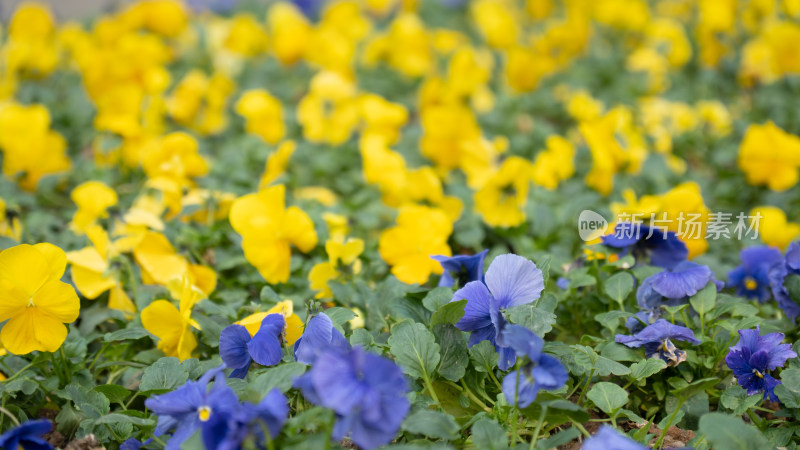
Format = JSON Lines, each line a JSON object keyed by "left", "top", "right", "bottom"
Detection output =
{"left": 219, "top": 324, "right": 253, "bottom": 375}
{"left": 484, "top": 254, "right": 544, "bottom": 309}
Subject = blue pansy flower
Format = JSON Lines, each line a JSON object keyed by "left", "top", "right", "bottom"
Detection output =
{"left": 120, "top": 438, "right": 142, "bottom": 450}
{"left": 616, "top": 319, "right": 700, "bottom": 366}
{"left": 431, "top": 249, "right": 488, "bottom": 288}
{"left": 294, "top": 346, "right": 410, "bottom": 449}
{"left": 725, "top": 326, "right": 797, "bottom": 402}
{"left": 602, "top": 223, "right": 688, "bottom": 269}
{"left": 728, "top": 246, "right": 783, "bottom": 302}
{"left": 499, "top": 325, "right": 568, "bottom": 408}
{"left": 769, "top": 241, "right": 800, "bottom": 320}
{"left": 583, "top": 425, "right": 646, "bottom": 450}
{"left": 627, "top": 261, "right": 721, "bottom": 333}
{"left": 0, "top": 419, "right": 53, "bottom": 450}
{"left": 452, "top": 253, "right": 544, "bottom": 370}
{"left": 219, "top": 314, "right": 286, "bottom": 378}
{"left": 294, "top": 313, "right": 350, "bottom": 365}
{"left": 145, "top": 365, "right": 240, "bottom": 449}
{"left": 201, "top": 389, "right": 289, "bottom": 450}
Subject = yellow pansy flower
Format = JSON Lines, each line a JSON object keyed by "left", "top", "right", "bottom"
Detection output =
{"left": 297, "top": 71, "right": 361, "bottom": 145}
{"left": 378, "top": 205, "right": 452, "bottom": 285}
{"left": 229, "top": 184, "right": 318, "bottom": 284}
{"left": 141, "top": 278, "right": 202, "bottom": 361}
{"left": 475, "top": 156, "right": 533, "bottom": 228}
{"left": 751, "top": 207, "right": 800, "bottom": 251}
{"left": 133, "top": 231, "right": 217, "bottom": 296}
{"left": 0, "top": 244, "right": 80, "bottom": 355}
{"left": 738, "top": 122, "right": 800, "bottom": 192}
{"left": 142, "top": 132, "right": 209, "bottom": 186}
{"left": 67, "top": 226, "right": 136, "bottom": 317}
{"left": 260, "top": 141, "right": 296, "bottom": 188}
{"left": 70, "top": 181, "right": 119, "bottom": 234}
{"left": 235, "top": 90, "right": 285, "bottom": 144}
{"left": 309, "top": 237, "right": 364, "bottom": 299}
{"left": 267, "top": 2, "right": 312, "bottom": 66}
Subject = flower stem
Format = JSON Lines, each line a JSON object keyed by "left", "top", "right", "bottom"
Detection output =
{"left": 655, "top": 398, "right": 684, "bottom": 449}
{"left": 529, "top": 406, "right": 547, "bottom": 450}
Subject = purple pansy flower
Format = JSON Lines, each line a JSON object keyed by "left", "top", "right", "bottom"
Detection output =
{"left": 769, "top": 241, "right": 800, "bottom": 320}
{"left": 145, "top": 365, "right": 239, "bottom": 450}
{"left": 451, "top": 254, "right": 544, "bottom": 370}
{"left": 219, "top": 314, "right": 286, "bottom": 378}
{"left": 0, "top": 419, "right": 53, "bottom": 450}
{"left": 728, "top": 246, "right": 783, "bottom": 302}
{"left": 294, "top": 346, "right": 410, "bottom": 449}
{"left": 294, "top": 312, "right": 350, "bottom": 365}
{"left": 431, "top": 249, "right": 488, "bottom": 288}
{"left": 583, "top": 425, "right": 646, "bottom": 450}
{"left": 725, "top": 326, "right": 797, "bottom": 402}
{"left": 616, "top": 319, "right": 700, "bottom": 366}
{"left": 499, "top": 325, "right": 568, "bottom": 408}
{"left": 601, "top": 223, "right": 688, "bottom": 269}
{"left": 201, "top": 389, "right": 289, "bottom": 450}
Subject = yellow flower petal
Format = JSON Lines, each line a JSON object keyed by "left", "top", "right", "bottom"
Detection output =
{"left": 0, "top": 244, "right": 50, "bottom": 298}
{"left": 1, "top": 308, "right": 68, "bottom": 354}
{"left": 70, "top": 265, "right": 115, "bottom": 300}
{"left": 33, "top": 280, "right": 80, "bottom": 323}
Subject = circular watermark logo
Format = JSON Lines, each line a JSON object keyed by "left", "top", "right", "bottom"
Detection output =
{"left": 578, "top": 210, "right": 608, "bottom": 242}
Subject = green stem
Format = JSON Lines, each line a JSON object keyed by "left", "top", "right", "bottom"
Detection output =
{"left": 655, "top": 398, "right": 685, "bottom": 449}
{"left": 746, "top": 409, "right": 764, "bottom": 430}
{"left": 529, "top": 406, "right": 547, "bottom": 450}
{"left": 0, "top": 406, "right": 20, "bottom": 426}
{"left": 453, "top": 380, "right": 491, "bottom": 412}
{"left": 488, "top": 370, "right": 503, "bottom": 391}
{"left": 577, "top": 369, "right": 595, "bottom": 405}
{"left": 510, "top": 369, "right": 521, "bottom": 446}
{"left": 88, "top": 343, "right": 110, "bottom": 371}
{"left": 60, "top": 347, "right": 72, "bottom": 384}
{"left": 571, "top": 420, "right": 591, "bottom": 438}
{"left": 421, "top": 371, "right": 441, "bottom": 407}
{"left": 1, "top": 362, "right": 34, "bottom": 384}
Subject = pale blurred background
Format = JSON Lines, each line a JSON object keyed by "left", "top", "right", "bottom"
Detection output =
{"left": 0, "top": 0, "right": 135, "bottom": 20}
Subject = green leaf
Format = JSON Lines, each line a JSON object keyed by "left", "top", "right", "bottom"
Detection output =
{"left": 103, "top": 328, "right": 152, "bottom": 342}
{"left": 470, "top": 418, "right": 509, "bottom": 450}
{"left": 469, "top": 340, "right": 498, "bottom": 373}
{"left": 259, "top": 285, "right": 281, "bottom": 304}
{"left": 422, "top": 287, "right": 455, "bottom": 312}
{"left": 572, "top": 345, "right": 631, "bottom": 376}
{"left": 698, "top": 412, "right": 768, "bottom": 449}
{"left": 505, "top": 303, "right": 556, "bottom": 337}
{"left": 594, "top": 311, "right": 633, "bottom": 334}
{"left": 429, "top": 299, "right": 467, "bottom": 328}
{"left": 587, "top": 382, "right": 629, "bottom": 414}
{"left": 690, "top": 283, "right": 717, "bottom": 316}
{"left": 388, "top": 321, "right": 441, "bottom": 380}
{"left": 323, "top": 308, "right": 356, "bottom": 327}
{"left": 94, "top": 413, "right": 155, "bottom": 427}
{"left": 603, "top": 272, "right": 634, "bottom": 304}
{"left": 93, "top": 385, "right": 131, "bottom": 404}
{"left": 629, "top": 358, "right": 667, "bottom": 380}
{"left": 535, "top": 255, "right": 551, "bottom": 286}
{"left": 139, "top": 357, "right": 189, "bottom": 392}
{"left": 349, "top": 328, "right": 376, "bottom": 350}
{"left": 433, "top": 324, "right": 468, "bottom": 382}
{"left": 248, "top": 362, "right": 307, "bottom": 397}
{"left": 401, "top": 409, "right": 459, "bottom": 440}
{"left": 774, "top": 385, "right": 800, "bottom": 408}
{"left": 779, "top": 367, "right": 800, "bottom": 392}
{"left": 568, "top": 273, "right": 596, "bottom": 289}
{"left": 720, "top": 386, "right": 762, "bottom": 416}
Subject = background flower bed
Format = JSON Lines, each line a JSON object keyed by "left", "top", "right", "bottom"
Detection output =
{"left": 0, "top": 0, "right": 799, "bottom": 449}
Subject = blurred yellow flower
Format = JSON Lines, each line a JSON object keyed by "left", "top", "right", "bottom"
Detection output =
{"left": 379, "top": 205, "right": 452, "bottom": 284}
{"left": 297, "top": 71, "right": 360, "bottom": 145}
{"left": 751, "top": 207, "right": 800, "bottom": 251}
{"left": 475, "top": 156, "right": 532, "bottom": 228}
{"left": 70, "top": 181, "right": 118, "bottom": 234}
{"left": 229, "top": 184, "right": 318, "bottom": 284}
{"left": 309, "top": 237, "right": 364, "bottom": 299}
{"left": 739, "top": 122, "right": 800, "bottom": 191}
{"left": 235, "top": 90, "right": 285, "bottom": 144}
